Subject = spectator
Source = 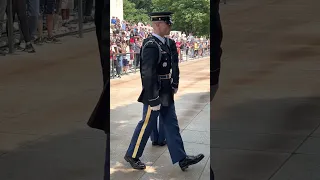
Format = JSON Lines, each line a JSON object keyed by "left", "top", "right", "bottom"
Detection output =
{"left": 129, "top": 44, "right": 134, "bottom": 68}
{"left": 36, "top": 0, "right": 60, "bottom": 43}
{"left": 194, "top": 41, "right": 199, "bottom": 58}
{"left": 26, "top": 0, "right": 39, "bottom": 41}
{"left": 9, "top": 0, "right": 35, "bottom": 53}
{"left": 73, "top": 0, "right": 93, "bottom": 22}
{"left": 61, "top": 0, "right": 74, "bottom": 26}
{"left": 109, "top": 39, "right": 120, "bottom": 77}
{"left": 122, "top": 40, "right": 129, "bottom": 73}
{"left": 0, "top": 0, "right": 7, "bottom": 38}
{"left": 199, "top": 41, "right": 203, "bottom": 57}
{"left": 134, "top": 39, "right": 141, "bottom": 67}
{"left": 185, "top": 41, "right": 190, "bottom": 57}
{"left": 176, "top": 39, "right": 182, "bottom": 62}
{"left": 121, "top": 20, "right": 126, "bottom": 31}
{"left": 82, "top": 0, "right": 94, "bottom": 22}
{"left": 0, "top": 0, "right": 5, "bottom": 55}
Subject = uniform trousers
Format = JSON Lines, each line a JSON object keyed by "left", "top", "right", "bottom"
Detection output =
{"left": 151, "top": 116, "right": 166, "bottom": 144}
{"left": 126, "top": 103, "right": 187, "bottom": 164}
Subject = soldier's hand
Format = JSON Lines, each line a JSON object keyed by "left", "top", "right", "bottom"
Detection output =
{"left": 150, "top": 104, "right": 161, "bottom": 111}
{"left": 173, "top": 88, "right": 178, "bottom": 94}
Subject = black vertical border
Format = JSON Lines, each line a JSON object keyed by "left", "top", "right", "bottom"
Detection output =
{"left": 93, "top": 0, "right": 110, "bottom": 179}
{"left": 210, "top": 0, "right": 223, "bottom": 179}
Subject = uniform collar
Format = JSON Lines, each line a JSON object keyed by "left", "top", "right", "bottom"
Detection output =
{"left": 152, "top": 33, "right": 165, "bottom": 44}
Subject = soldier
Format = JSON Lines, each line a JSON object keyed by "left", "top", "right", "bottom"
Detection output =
{"left": 150, "top": 36, "right": 179, "bottom": 147}
{"left": 124, "top": 11, "right": 204, "bottom": 171}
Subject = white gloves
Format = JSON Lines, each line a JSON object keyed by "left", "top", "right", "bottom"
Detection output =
{"left": 151, "top": 104, "right": 161, "bottom": 111}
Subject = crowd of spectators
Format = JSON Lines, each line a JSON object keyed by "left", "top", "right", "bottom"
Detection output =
{"left": 110, "top": 16, "right": 210, "bottom": 78}
{"left": 0, "top": 0, "right": 95, "bottom": 56}
{"left": 110, "top": 16, "right": 153, "bottom": 78}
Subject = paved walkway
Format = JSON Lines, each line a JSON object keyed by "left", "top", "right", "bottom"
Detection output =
{"left": 212, "top": 0, "right": 320, "bottom": 179}
{"left": 110, "top": 58, "right": 210, "bottom": 180}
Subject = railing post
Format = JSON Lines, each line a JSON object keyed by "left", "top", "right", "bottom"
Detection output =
{"left": 78, "top": 0, "right": 83, "bottom": 38}
{"left": 7, "top": 0, "right": 14, "bottom": 54}
{"left": 134, "top": 53, "right": 137, "bottom": 73}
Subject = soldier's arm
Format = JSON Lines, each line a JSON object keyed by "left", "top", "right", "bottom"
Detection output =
{"left": 141, "top": 43, "right": 161, "bottom": 107}
{"left": 170, "top": 40, "right": 180, "bottom": 89}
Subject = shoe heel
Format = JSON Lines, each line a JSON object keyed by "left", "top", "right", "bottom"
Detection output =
{"left": 181, "top": 165, "right": 188, "bottom": 171}
{"left": 124, "top": 156, "right": 130, "bottom": 162}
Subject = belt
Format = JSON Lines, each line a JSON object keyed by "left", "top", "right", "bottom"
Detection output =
{"left": 158, "top": 73, "right": 171, "bottom": 80}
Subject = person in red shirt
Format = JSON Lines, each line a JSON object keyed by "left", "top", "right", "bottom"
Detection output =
{"left": 176, "top": 40, "right": 182, "bottom": 62}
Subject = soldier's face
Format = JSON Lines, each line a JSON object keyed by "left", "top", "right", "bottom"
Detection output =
{"left": 160, "top": 22, "right": 171, "bottom": 35}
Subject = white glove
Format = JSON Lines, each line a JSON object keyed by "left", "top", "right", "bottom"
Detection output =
{"left": 173, "top": 88, "right": 178, "bottom": 94}
{"left": 150, "top": 104, "right": 161, "bottom": 111}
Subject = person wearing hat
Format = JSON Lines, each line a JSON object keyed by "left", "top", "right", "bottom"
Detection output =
{"left": 124, "top": 11, "right": 205, "bottom": 171}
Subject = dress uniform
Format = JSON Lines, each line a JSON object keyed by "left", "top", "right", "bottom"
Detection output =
{"left": 150, "top": 37, "right": 179, "bottom": 146}
{"left": 150, "top": 116, "right": 166, "bottom": 146}
{"left": 124, "top": 11, "right": 204, "bottom": 171}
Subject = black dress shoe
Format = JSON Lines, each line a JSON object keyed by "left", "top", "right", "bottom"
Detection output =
{"left": 124, "top": 156, "right": 146, "bottom": 170}
{"left": 179, "top": 154, "right": 205, "bottom": 171}
{"left": 152, "top": 141, "right": 167, "bottom": 146}
{"left": 152, "top": 141, "right": 158, "bottom": 146}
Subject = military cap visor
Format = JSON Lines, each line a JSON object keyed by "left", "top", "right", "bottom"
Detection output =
{"left": 149, "top": 12, "right": 173, "bottom": 26}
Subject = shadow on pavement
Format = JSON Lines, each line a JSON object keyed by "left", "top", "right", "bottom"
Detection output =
{"left": 211, "top": 96, "right": 320, "bottom": 180}
{"left": 0, "top": 127, "right": 106, "bottom": 180}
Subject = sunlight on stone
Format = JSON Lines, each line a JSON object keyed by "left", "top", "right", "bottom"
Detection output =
{"left": 145, "top": 165, "right": 158, "bottom": 173}
{"left": 117, "top": 121, "right": 129, "bottom": 124}
{"left": 110, "top": 162, "right": 160, "bottom": 175}
{"left": 110, "top": 161, "right": 137, "bottom": 175}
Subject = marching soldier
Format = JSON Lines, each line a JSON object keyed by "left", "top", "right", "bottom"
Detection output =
{"left": 150, "top": 36, "right": 179, "bottom": 146}
{"left": 124, "top": 11, "right": 204, "bottom": 171}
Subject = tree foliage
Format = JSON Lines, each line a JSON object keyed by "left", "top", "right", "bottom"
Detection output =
{"left": 152, "top": 0, "right": 210, "bottom": 36}
{"left": 124, "top": 0, "right": 210, "bottom": 36}
{"left": 128, "top": 0, "right": 153, "bottom": 12}
{"left": 123, "top": 0, "right": 150, "bottom": 24}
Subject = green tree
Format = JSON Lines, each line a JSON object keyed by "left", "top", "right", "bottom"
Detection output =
{"left": 123, "top": 0, "right": 150, "bottom": 24}
{"left": 128, "top": 0, "right": 153, "bottom": 12}
{"left": 152, "top": 0, "right": 210, "bottom": 36}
